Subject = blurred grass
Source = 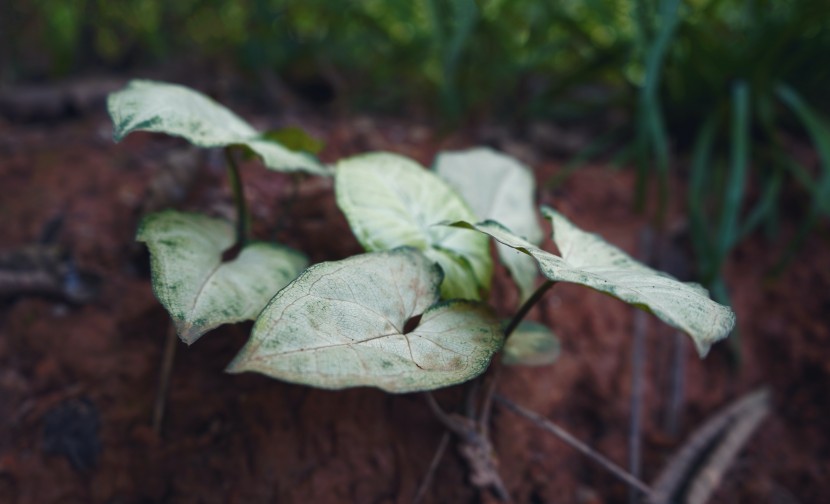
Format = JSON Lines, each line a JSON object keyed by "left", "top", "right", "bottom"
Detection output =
{"left": 634, "top": 0, "right": 680, "bottom": 223}
{"left": 2, "top": 0, "right": 828, "bottom": 292}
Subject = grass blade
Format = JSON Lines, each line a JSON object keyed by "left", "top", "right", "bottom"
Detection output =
{"left": 688, "top": 115, "right": 719, "bottom": 281}
{"left": 738, "top": 167, "right": 783, "bottom": 241}
{"left": 773, "top": 84, "right": 830, "bottom": 272}
{"left": 780, "top": 155, "right": 818, "bottom": 195}
{"left": 545, "top": 128, "right": 623, "bottom": 189}
{"left": 634, "top": 0, "right": 682, "bottom": 219}
{"left": 776, "top": 84, "right": 830, "bottom": 215}
{"left": 716, "top": 81, "right": 750, "bottom": 262}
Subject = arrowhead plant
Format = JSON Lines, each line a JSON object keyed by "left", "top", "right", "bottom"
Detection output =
{"left": 108, "top": 79, "right": 736, "bottom": 394}
{"left": 136, "top": 210, "right": 308, "bottom": 344}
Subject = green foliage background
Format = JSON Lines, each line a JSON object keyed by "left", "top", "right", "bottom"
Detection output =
{"left": 5, "top": 1, "right": 828, "bottom": 119}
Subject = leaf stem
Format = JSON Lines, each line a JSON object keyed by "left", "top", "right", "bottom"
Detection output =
{"left": 479, "top": 280, "right": 556, "bottom": 432}
{"left": 503, "top": 280, "right": 555, "bottom": 341}
{"left": 152, "top": 322, "right": 178, "bottom": 435}
{"left": 224, "top": 147, "right": 250, "bottom": 247}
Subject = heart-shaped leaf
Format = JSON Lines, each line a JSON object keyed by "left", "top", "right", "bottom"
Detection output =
{"left": 502, "top": 321, "right": 560, "bottom": 366}
{"left": 434, "top": 148, "right": 542, "bottom": 302}
{"left": 137, "top": 210, "right": 308, "bottom": 344}
{"left": 335, "top": 152, "right": 493, "bottom": 300}
{"left": 108, "top": 80, "right": 328, "bottom": 175}
{"left": 227, "top": 248, "right": 503, "bottom": 393}
{"left": 450, "top": 207, "right": 736, "bottom": 357}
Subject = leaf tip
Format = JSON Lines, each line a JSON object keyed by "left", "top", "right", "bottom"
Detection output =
{"left": 442, "top": 219, "right": 475, "bottom": 230}
{"left": 692, "top": 306, "right": 737, "bottom": 358}
{"left": 176, "top": 321, "right": 205, "bottom": 346}
{"left": 224, "top": 353, "right": 248, "bottom": 374}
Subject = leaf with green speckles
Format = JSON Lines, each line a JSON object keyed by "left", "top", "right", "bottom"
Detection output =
{"left": 335, "top": 152, "right": 492, "bottom": 301}
{"left": 227, "top": 248, "right": 503, "bottom": 393}
{"left": 137, "top": 210, "right": 308, "bottom": 344}
{"left": 434, "top": 148, "right": 542, "bottom": 302}
{"left": 449, "top": 207, "right": 736, "bottom": 357}
{"left": 503, "top": 321, "right": 560, "bottom": 366}
{"left": 108, "top": 80, "right": 328, "bottom": 175}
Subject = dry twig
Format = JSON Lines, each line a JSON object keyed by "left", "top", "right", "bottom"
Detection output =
{"left": 650, "top": 388, "right": 770, "bottom": 504}
{"left": 496, "top": 394, "right": 653, "bottom": 497}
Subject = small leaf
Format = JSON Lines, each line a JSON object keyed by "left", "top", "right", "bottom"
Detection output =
{"left": 335, "top": 152, "right": 493, "bottom": 300}
{"left": 227, "top": 248, "right": 503, "bottom": 393}
{"left": 108, "top": 80, "right": 328, "bottom": 175}
{"left": 434, "top": 148, "right": 542, "bottom": 302}
{"left": 137, "top": 210, "right": 308, "bottom": 344}
{"left": 261, "top": 127, "right": 325, "bottom": 155}
{"left": 450, "top": 207, "right": 736, "bottom": 357}
{"left": 502, "top": 321, "right": 560, "bottom": 366}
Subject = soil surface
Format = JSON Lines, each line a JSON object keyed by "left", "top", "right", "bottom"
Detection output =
{"left": 0, "top": 80, "right": 828, "bottom": 504}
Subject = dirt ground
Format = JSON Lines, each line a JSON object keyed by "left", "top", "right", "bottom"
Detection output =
{"left": 0, "top": 80, "right": 828, "bottom": 504}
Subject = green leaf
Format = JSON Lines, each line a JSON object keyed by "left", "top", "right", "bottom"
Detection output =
{"left": 261, "top": 127, "right": 325, "bottom": 155}
{"left": 450, "top": 207, "right": 736, "bottom": 357}
{"left": 137, "top": 210, "right": 308, "bottom": 344}
{"left": 434, "top": 147, "right": 541, "bottom": 302}
{"left": 227, "top": 248, "right": 503, "bottom": 393}
{"left": 107, "top": 80, "right": 329, "bottom": 175}
{"left": 502, "top": 321, "right": 560, "bottom": 367}
{"left": 335, "top": 152, "right": 493, "bottom": 300}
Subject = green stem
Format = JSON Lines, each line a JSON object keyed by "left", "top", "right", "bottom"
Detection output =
{"left": 224, "top": 147, "right": 250, "bottom": 247}
{"left": 503, "top": 280, "right": 556, "bottom": 341}
{"left": 476, "top": 280, "right": 556, "bottom": 429}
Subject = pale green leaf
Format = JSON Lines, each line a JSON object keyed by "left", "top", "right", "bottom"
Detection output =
{"left": 108, "top": 80, "right": 328, "bottom": 175}
{"left": 137, "top": 210, "right": 308, "bottom": 344}
{"left": 502, "top": 321, "right": 560, "bottom": 366}
{"left": 227, "top": 248, "right": 503, "bottom": 393}
{"left": 450, "top": 207, "right": 736, "bottom": 357}
{"left": 434, "top": 148, "right": 542, "bottom": 302}
{"left": 335, "top": 152, "right": 493, "bottom": 300}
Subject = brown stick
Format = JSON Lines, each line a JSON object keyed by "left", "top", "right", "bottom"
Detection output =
{"left": 495, "top": 395, "right": 653, "bottom": 496}
{"left": 413, "top": 432, "right": 451, "bottom": 504}
{"left": 630, "top": 227, "right": 653, "bottom": 504}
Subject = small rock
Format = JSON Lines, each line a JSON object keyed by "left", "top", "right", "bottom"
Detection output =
{"left": 41, "top": 397, "right": 101, "bottom": 472}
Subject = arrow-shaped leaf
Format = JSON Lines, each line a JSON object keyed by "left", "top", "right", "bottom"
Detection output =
{"left": 335, "top": 152, "right": 493, "bottom": 300}
{"left": 434, "top": 148, "right": 542, "bottom": 302}
{"left": 137, "top": 210, "right": 308, "bottom": 344}
{"left": 450, "top": 207, "right": 736, "bottom": 356}
{"left": 227, "top": 248, "right": 503, "bottom": 393}
{"left": 108, "top": 80, "right": 328, "bottom": 175}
